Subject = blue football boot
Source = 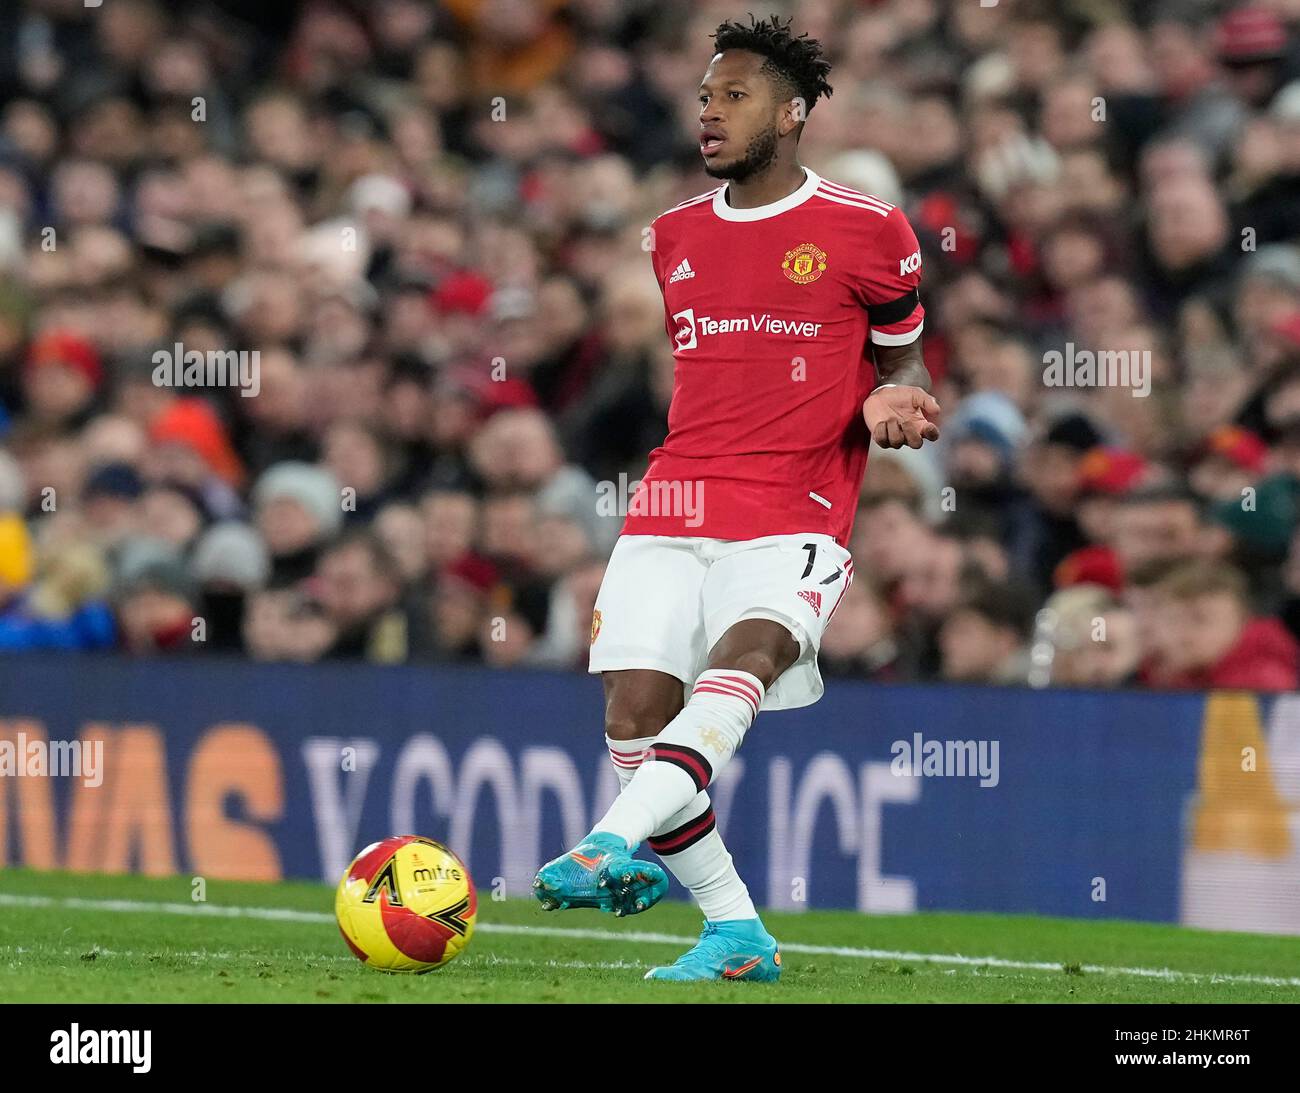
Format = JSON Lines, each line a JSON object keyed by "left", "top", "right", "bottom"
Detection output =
{"left": 532, "top": 832, "right": 669, "bottom": 917}
{"left": 645, "top": 918, "right": 782, "bottom": 981}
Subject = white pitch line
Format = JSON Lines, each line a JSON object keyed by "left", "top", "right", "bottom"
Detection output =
{"left": 0, "top": 944, "right": 655, "bottom": 974}
{"left": 0, "top": 893, "right": 331, "bottom": 922}
{"left": 461, "top": 954, "right": 645, "bottom": 972}
{"left": 0, "top": 944, "right": 355, "bottom": 964}
{"left": 1, "top": 892, "right": 1298, "bottom": 989}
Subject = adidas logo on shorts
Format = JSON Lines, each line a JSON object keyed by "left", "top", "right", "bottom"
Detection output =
{"left": 797, "top": 589, "right": 823, "bottom": 617}
{"left": 668, "top": 258, "right": 696, "bottom": 283}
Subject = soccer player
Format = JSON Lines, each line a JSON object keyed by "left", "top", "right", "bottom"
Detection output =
{"left": 532, "top": 14, "right": 940, "bottom": 982}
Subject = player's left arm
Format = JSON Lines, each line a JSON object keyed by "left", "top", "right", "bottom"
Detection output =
{"left": 867, "top": 339, "right": 939, "bottom": 449}
{"left": 855, "top": 206, "right": 940, "bottom": 450}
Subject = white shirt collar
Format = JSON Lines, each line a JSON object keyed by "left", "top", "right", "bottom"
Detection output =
{"left": 711, "top": 167, "right": 821, "bottom": 222}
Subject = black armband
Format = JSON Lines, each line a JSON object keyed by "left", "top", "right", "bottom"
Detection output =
{"left": 867, "top": 287, "right": 920, "bottom": 327}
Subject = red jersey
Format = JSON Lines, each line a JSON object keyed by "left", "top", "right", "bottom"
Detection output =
{"left": 623, "top": 167, "right": 925, "bottom": 547}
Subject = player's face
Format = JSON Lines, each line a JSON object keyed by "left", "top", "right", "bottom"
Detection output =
{"left": 697, "top": 51, "right": 785, "bottom": 181}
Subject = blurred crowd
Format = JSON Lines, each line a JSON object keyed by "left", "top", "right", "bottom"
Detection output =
{"left": 2, "top": 0, "right": 1300, "bottom": 692}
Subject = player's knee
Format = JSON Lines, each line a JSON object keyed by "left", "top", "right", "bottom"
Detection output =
{"left": 602, "top": 671, "right": 683, "bottom": 740}
{"left": 712, "top": 649, "right": 783, "bottom": 688}
{"left": 604, "top": 708, "right": 670, "bottom": 741}
{"left": 708, "top": 620, "right": 800, "bottom": 687}
{"left": 604, "top": 689, "right": 678, "bottom": 741}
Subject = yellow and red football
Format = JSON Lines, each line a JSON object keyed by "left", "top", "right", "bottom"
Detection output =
{"left": 335, "top": 835, "right": 477, "bottom": 973}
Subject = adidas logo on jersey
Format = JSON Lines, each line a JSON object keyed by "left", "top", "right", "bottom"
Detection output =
{"left": 797, "top": 589, "right": 823, "bottom": 617}
{"left": 668, "top": 258, "right": 696, "bottom": 283}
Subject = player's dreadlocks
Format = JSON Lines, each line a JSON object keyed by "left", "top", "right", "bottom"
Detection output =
{"left": 712, "top": 13, "right": 834, "bottom": 117}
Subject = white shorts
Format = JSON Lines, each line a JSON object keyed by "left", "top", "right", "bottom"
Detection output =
{"left": 587, "top": 533, "right": 854, "bottom": 711}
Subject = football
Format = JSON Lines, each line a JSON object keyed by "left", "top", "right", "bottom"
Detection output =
{"left": 335, "top": 835, "right": 477, "bottom": 973}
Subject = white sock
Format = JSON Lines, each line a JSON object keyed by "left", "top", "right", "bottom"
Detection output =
{"left": 647, "top": 798, "right": 757, "bottom": 920}
{"left": 596, "top": 669, "right": 763, "bottom": 850}
{"left": 605, "top": 734, "right": 655, "bottom": 792}
{"left": 606, "top": 733, "right": 757, "bottom": 921}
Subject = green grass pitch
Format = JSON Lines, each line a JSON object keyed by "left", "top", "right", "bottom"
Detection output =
{"left": 2, "top": 869, "right": 1299, "bottom": 1003}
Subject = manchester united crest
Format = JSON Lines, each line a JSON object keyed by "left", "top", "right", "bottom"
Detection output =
{"left": 590, "top": 608, "right": 602, "bottom": 645}
{"left": 781, "top": 242, "right": 828, "bottom": 284}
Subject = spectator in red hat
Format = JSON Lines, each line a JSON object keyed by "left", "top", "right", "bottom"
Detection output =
{"left": 1189, "top": 424, "right": 1269, "bottom": 502}
{"left": 469, "top": 374, "right": 540, "bottom": 419}
{"left": 148, "top": 398, "right": 245, "bottom": 486}
{"left": 430, "top": 270, "right": 495, "bottom": 363}
{"left": 431, "top": 270, "right": 494, "bottom": 316}
{"left": 1060, "top": 465, "right": 1202, "bottom": 596}
{"left": 1073, "top": 446, "right": 1151, "bottom": 548}
{"left": 425, "top": 552, "right": 499, "bottom": 662}
{"left": 1053, "top": 544, "right": 1125, "bottom": 595}
{"left": 1140, "top": 15, "right": 1245, "bottom": 169}
{"left": 1215, "top": 5, "right": 1289, "bottom": 109}
{"left": 1078, "top": 446, "right": 1150, "bottom": 496}
{"left": 23, "top": 330, "right": 103, "bottom": 430}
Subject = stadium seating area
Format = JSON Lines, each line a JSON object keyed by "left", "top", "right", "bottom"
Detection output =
{"left": 1, "top": 0, "right": 1300, "bottom": 691}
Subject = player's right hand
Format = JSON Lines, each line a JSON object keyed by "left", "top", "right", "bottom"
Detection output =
{"left": 863, "top": 385, "right": 941, "bottom": 449}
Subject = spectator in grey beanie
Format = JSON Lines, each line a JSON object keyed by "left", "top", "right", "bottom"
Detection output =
{"left": 192, "top": 521, "right": 272, "bottom": 651}
{"left": 941, "top": 392, "right": 1039, "bottom": 587}
{"left": 253, "top": 462, "right": 342, "bottom": 587}
{"left": 114, "top": 559, "right": 200, "bottom": 655}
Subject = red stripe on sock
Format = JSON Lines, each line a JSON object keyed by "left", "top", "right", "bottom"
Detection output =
{"left": 608, "top": 752, "right": 644, "bottom": 768}
{"left": 648, "top": 744, "right": 711, "bottom": 790}
{"left": 691, "top": 683, "right": 758, "bottom": 717}
{"left": 649, "top": 810, "right": 716, "bottom": 853}
{"left": 712, "top": 673, "right": 762, "bottom": 705}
